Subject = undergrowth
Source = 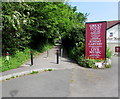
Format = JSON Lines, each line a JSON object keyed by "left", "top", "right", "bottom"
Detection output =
{"left": 1, "top": 44, "right": 53, "bottom": 72}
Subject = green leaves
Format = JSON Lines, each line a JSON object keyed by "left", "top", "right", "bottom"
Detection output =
{"left": 2, "top": 2, "right": 87, "bottom": 56}
{"left": 2, "top": 2, "right": 33, "bottom": 54}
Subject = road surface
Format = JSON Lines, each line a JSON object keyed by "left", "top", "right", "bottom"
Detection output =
{"left": 2, "top": 56, "right": 118, "bottom": 97}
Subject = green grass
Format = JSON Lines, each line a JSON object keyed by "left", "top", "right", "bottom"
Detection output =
{"left": 30, "top": 71, "right": 39, "bottom": 74}
{"left": 106, "top": 47, "right": 112, "bottom": 58}
{"left": 0, "top": 57, "right": 2, "bottom": 72}
{"left": 47, "top": 69, "right": 53, "bottom": 71}
{"left": 106, "top": 64, "right": 111, "bottom": 68}
{"left": 6, "top": 78, "right": 11, "bottom": 80}
{"left": 70, "top": 80, "right": 74, "bottom": 83}
{"left": 1, "top": 43, "right": 53, "bottom": 72}
{"left": 11, "top": 76, "right": 15, "bottom": 78}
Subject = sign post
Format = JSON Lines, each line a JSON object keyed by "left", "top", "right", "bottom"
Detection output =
{"left": 85, "top": 21, "right": 107, "bottom": 60}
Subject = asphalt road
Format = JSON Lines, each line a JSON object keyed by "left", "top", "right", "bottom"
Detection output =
{"left": 2, "top": 69, "right": 71, "bottom": 97}
{"left": 2, "top": 56, "right": 118, "bottom": 97}
{"left": 69, "top": 56, "right": 118, "bottom": 97}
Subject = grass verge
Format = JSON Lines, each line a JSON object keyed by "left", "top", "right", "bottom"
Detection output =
{"left": 1, "top": 43, "right": 53, "bottom": 72}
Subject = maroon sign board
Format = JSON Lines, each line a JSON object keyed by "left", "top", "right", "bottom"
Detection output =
{"left": 115, "top": 46, "right": 120, "bottom": 52}
{"left": 85, "top": 21, "right": 107, "bottom": 60}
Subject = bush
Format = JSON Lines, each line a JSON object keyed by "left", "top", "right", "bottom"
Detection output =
{"left": 77, "top": 55, "right": 88, "bottom": 68}
{"left": 106, "top": 48, "right": 112, "bottom": 58}
{"left": 68, "top": 47, "right": 111, "bottom": 69}
{"left": 67, "top": 43, "right": 113, "bottom": 68}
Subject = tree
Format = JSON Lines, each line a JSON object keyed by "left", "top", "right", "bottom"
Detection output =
{"left": 2, "top": 2, "right": 87, "bottom": 56}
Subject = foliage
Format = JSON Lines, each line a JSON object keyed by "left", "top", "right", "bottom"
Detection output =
{"left": 76, "top": 54, "right": 88, "bottom": 68}
{"left": 2, "top": 2, "right": 87, "bottom": 55}
{"left": 106, "top": 64, "right": 111, "bottom": 68}
{"left": 68, "top": 47, "right": 112, "bottom": 68}
{"left": 2, "top": 2, "right": 88, "bottom": 71}
{"left": 106, "top": 47, "right": 112, "bottom": 58}
{"left": 2, "top": 3, "right": 34, "bottom": 54}
{"left": 1, "top": 44, "right": 52, "bottom": 72}
{"left": 87, "top": 59, "right": 96, "bottom": 68}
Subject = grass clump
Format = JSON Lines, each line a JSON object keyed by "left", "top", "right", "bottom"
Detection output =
{"left": 6, "top": 78, "right": 11, "bottom": 80}
{"left": 11, "top": 76, "right": 15, "bottom": 78}
{"left": 106, "top": 65, "right": 111, "bottom": 68}
{"left": 30, "top": 71, "right": 39, "bottom": 74}
{"left": 47, "top": 69, "right": 53, "bottom": 71}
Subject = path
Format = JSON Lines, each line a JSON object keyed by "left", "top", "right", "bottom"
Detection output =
{"left": 69, "top": 56, "right": 118, "bottom": 97}
{"left": 1, "top": 46, "right": 80, "bottom": 76}
{"left": 1, "top": 46, "right": 119, "bottom": 97}
{"left": 2, "top": 58, "right": 118, "bottom": 97}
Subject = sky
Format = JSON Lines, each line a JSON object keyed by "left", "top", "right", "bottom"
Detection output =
{"left": 68, "top": 2, "right": 118, "bottom": 22}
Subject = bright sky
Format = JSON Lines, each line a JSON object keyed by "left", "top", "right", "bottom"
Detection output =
{"left": 68, "top": 2, "right": 118, "bottom": 22}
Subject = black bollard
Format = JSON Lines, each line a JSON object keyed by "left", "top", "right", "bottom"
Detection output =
{"left": 56, "top": 50, "right": 59, "bottom": 64}
{"left": 30, "top": 50, "right": 33, "bottom": 66}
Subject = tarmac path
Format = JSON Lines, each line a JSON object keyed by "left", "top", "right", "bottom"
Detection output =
{"left": 69, "top": 56, "right": 118, "bottom": 97}
{"left": 1, "top": 46, "right": 119, "bottom": 97}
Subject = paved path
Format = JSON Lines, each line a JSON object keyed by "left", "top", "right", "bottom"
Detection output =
{"left": 1, "top": 46, "right": 80, "bottom": 76}
{"left": 1, "top": 46, "right": 119, "bottom": 97}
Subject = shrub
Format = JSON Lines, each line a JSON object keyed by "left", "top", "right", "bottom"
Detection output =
{"left": 67, "top": 45, "right": 112, "bottom": 68}
{"left": 106, "top": 64, "right": 111, "bottom": 68}
{"left": 106, "top": 48, "right": 112, "bottom": 58}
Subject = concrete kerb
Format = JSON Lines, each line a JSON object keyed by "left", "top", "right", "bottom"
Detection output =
{"left": 0, "top": 68, "right": 58, "bottom": 82}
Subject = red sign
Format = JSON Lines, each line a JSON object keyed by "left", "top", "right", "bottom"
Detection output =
{"left": 85, "top": 21, "right": 106, "bottom": 60}
{"left": 30, "top": 51, "right": 33, "bottom": 54}
{"left": 6, "top": 52, "right": 9, "bottom": 56}
{"left": 115, "top": 46, "right": 120, "bottom": 52}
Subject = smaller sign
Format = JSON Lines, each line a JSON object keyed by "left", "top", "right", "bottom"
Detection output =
{"left": 109, "top": 32, "right": 113, "bottom": 37}
{"left": 30, "top": 51, "right": 33, "bottom": 54}
{"left": 115, "top": 46, "right": 120, "bottom": 52}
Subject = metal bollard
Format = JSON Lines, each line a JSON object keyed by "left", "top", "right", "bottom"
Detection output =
{"left": 47, "top": 50, "right": 49, "bottom": 57}
{"left": 60, "top": 48, "right": 63, "bottom": 57}
{"left": 30, "top": 50, "right": 33, "bottom": 66}
{"left": 56, "top": 50, "right": 59, "bottom": 64}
